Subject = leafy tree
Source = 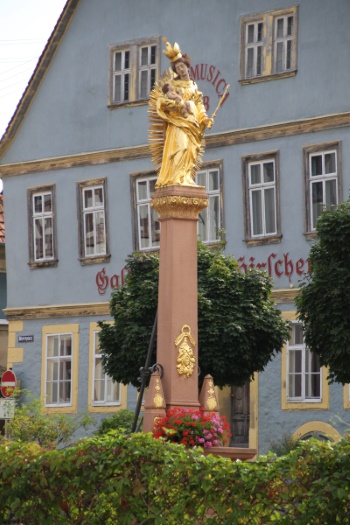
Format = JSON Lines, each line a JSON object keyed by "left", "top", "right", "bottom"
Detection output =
{"left": 99, "top": 243, "right": 289, "bottom": 389}
{"left": 296, "top": 199, "right": 350, "bottom": 384}
{"left": 3, "top": 391, "right": 93, "bottom": 449}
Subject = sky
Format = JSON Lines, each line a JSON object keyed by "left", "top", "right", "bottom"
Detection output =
{"left": 0, "top": 0, "right": 67, "bottom": 192}
{"left": 0, "top": 0, "right": 67, "bottom": 139}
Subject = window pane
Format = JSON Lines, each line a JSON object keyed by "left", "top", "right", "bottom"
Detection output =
{"left": 286, "top": 40, "right": 292, "bottom": 69}
{"left": 325, "top": 179, "right": 337, "bottom": 210}
{"left": 247, "top": 24, "right": 254, "bottom": 44}
{"left": 276, "top": 42, "right": 283, "bottom": 73}
{"left": 149, "top": 178, "right": 157, "bottom": 194}
{"left": 311, "top": 155, "right": 323, "bottom": 177}
{"left": 60, "top": 335, "right": 72, "bottom": 356}
{"left": 250, "top": 164, "right": 261, "bottom": 185}
{"left": 141, "top": 46, "right": 148, "bottom": 66}
{"left": 44, "top": 194, "right": 52, "bottom": 212}
{"left": 257, "top": 22, "right": 263, "bottom": 42}
{"left": 150, "top": 68, "right": 156, "bottom": 90}
{"left": 107, "top": 379, "right": 120, "bottom": 403}
{"left": 34, "top": 195, "right": 42, "bottom": 214}
{"left": 252, "top": 190, "right": 263, "bottom": 235}
{"left": 312, "top": 181, "right": 323, "bottom": 227}
{"left": 198, "top": 209, "right": 208, "bottom": 243}
{"left": 59, "top": 381, "right": 71, "bottom": 403}
{"left": 289, "top": 373, "right": 301, "bottom": 398}
{"left": 151, "top": 208, "right": 160, "bottom": 247}
{"left": 94, "top": 379, "right": 105, "bottom": 402}
{"left": 34, "top": 218, "right": 43, "bottom": 259}
{"left": 114, "top": 75, "right": 121, "bottom": 102}
{"left": 247, "top": 48, "right": 254, "bottom": 77}
{"left": 292, "top": 323, "right": 304, "bottom": 345}
{"left": 264, "top": 188, "right": 276, "bottom": 234}
{"left": 84, "top": 189, "right": 93, "bottom": 209}
{"left": 196, "top": 172, "right": 206, "bottom": 187}
{"left": 150, "top": 45, "right": 156, "bottom": 65}
{"left": 137, "top": 180, "right": 148, "bottom": 201}
{"left": 124, "top": 73, "right": 129, "bottom": 101}
{"left": 94, "top": 188, "right": 103, "bottom": 206}
{"left": 276, "top": 18, "right": 284, "bottom": 38}
{"left": 256, "top": 46, "right": 262, "bottom": 75}
{"left": 209, "top": 195, "right": 220, "bottom": 240}
{"left": 263, "top": 162, "right": 274, "bottom": 183}
{"left": 287, "top": 16, "right": 294, "bottom": 36}
{"left": 209, "top": 170, "right": 219, "bottom": 191}
{"left": 140, "top": 70, "right": 148, "bottom": 99}
{"left": 138, "top": 205, "right": 149, "bottom": 249}
{"left": 96, "top": 211, "right": 106, "bottom": 254}
{"left": 124, "top": 50, "right": 130, "bottom": 69}
{"left": 325, "top": 152, "right": 336, "bottom": 174}
{"left": 114, "top": 52, "right": 121, "bottom": 71}
{"left": 44, "top": 217, "right": 53, "bottom": 257}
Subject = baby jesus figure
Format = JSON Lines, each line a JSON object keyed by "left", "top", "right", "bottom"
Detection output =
{"left": 162, "top": 82, "right": 194, "bottom": 118}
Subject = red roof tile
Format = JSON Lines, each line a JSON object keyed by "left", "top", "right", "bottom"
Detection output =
{"left": 0, "top": 195, "right": 5, "bottom": 244}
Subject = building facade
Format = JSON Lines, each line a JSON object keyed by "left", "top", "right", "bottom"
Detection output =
{"left": 0, "top": 0, "right": 350, "bottom": 452}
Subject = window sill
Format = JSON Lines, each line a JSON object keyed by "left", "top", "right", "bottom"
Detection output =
{"left": 304, "top": 231, "right": 318, "bottom": 241}
{"left": 239, "top": 69, "right": 297, "bottom": 85}
{"left": 282, "top": 399, "right": 329, "bottom": 410}
{"left": 79, "top": 254, "right": 111, "bottom": 266}
{"left": 28, "top": 259, "right": 58, "bottom": 269}
{"left": 108, "top": 99, "right": 149, "bottom": 110}
{"left": 244, "top": 235, "right": 282, "bottom": 247}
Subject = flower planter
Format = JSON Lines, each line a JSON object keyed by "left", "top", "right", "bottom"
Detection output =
{"left": 203, "top": 446, "right": 257, "bottom": 461}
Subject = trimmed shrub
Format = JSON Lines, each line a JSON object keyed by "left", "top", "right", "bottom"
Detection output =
{"left": 0, "top": 432, "right": 350, "bottom": 524}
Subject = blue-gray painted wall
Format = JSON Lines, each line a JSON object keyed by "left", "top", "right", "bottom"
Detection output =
{"left": 1, "top": 0, "right": 350, "bottom": 451}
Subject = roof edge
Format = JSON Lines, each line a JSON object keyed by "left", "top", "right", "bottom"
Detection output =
{"left": 0, "top": 0, "right": 80, "bottom": 159}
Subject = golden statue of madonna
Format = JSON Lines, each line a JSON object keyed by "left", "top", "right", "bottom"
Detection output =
{"left": 149, "top": 41, "right": 227, "bottom": 188}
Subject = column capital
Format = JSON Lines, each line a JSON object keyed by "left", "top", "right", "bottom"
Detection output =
{"left": 151, "top": 185, "right": 208, "bottom": 220}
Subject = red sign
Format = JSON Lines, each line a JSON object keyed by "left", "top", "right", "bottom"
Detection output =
{"left": 1, "top": 370, "right": 16, "bottom": 398}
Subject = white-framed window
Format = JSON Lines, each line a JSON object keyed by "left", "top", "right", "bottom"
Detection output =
{"left": 82, "top": 186, "right": 106, "bottom": 257}
{"left": 287, "top": 323, "right": 321, "bottom": 402}
{"left": 131, "top": 164, "right": 223, "bottom": 251}
{"left": 245, "top": 21, "right": 264, "bottom": 78}
{"left": 274, "top": 14, "right": 295, "bottom": 73}
{"left": 136, "top": 177, "right": 160, "bottom": 251}
{"left": 304, "top": 142, "right": 341, "bottom": 233}
{"left": 196, "top": 168, "right": 222, "bottom": 244}
{"left": 33, "top": 191, "right": 54, "bottom": 261}
{"left": 309, "top": 151, "right": 338, "bottom": 231}
{"left": 77, "top": 179, "right": 110, "bottom": 265}
{"left": 243, "top": 152, "right": 281, "bottom": 244}
{"left": 92, "top": 331, "right": 120, "bottom": 406}
{"left": 248, "top": 159, "right": 277, "bottom": 237}
{"left": 109, "top": 37, "right": 160, "bottom": 106}
{"left": 240, "top": 6, "right": 298, "bottom": 83}
{"left": 28, "top": 185, "right": 57, "bottom": 268}
{"left": 45, "top": 333, "right": 73, "bottom": 407}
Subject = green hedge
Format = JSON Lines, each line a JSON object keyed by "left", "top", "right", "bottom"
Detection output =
{"left": 0, "top": 432, "right": 350, "bottom": 524}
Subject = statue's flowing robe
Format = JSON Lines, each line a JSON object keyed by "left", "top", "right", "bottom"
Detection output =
{"left": 155, "top": 79, "right": 208, "bottom": 187}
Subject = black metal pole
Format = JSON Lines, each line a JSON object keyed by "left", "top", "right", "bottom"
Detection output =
{"left": 131, "top": 309, "right": 158, "bottom": 433}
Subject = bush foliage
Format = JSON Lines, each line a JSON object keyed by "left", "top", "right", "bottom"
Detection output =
{"left": 1, "top": 431, "right": 350, "bottom": 524}
{"left": 99, "top": 244, "right": 289, "bottom": 388}
{"left": 296, "top": 199, "right": 350, "bottom": 384}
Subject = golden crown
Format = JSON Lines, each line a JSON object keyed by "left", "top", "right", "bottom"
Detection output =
{"left": 162, "top": 38, "right": 182, "bottom": 63}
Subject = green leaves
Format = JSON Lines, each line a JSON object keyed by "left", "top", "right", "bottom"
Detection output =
{"left": 1, "top": 433, "right": 350, "bottom": 524}
{"left": 99, "top": 243, "right": 289, "bottom": 388}
{"left": 296, "top": 199, "right": 350, "bottom": 384}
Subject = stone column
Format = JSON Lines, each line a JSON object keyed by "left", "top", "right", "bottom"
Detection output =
{"left": 150, "top": 184, "right": 208, "bottom": 410}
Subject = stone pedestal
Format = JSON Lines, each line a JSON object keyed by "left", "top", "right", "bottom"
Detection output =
{"left": 150, "top": 185, "right": 208, "bottom": 410}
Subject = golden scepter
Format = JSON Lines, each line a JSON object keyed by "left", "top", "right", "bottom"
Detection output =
{"left": 211, "top": 84, "right": 230, "bottom": 120}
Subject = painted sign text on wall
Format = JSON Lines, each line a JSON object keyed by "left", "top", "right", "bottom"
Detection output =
{"left": 238, "top": 253, "right": 311, "bottom": 282}
{"left": 190, "top": 64, "right": 230, "bottom": 113}
{"left": 96, "top": 267, "right": 129, "bottom": 295}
